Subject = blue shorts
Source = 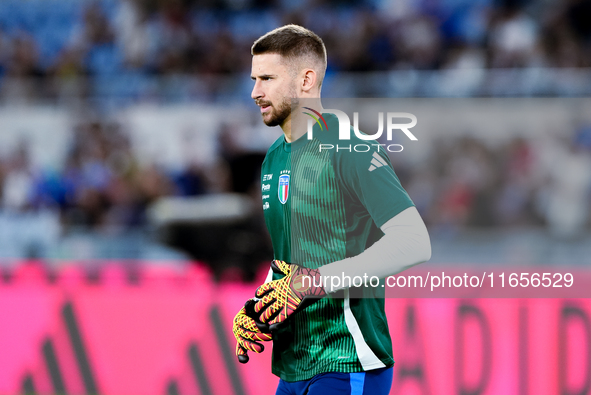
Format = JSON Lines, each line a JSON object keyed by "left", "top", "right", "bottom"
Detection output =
{"left": 275, "top": 367, "right": 393, "bottom": 395}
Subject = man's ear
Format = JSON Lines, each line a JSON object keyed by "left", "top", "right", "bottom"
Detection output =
{"left": 300, "top": 69, "right": 317, "bottom": 93}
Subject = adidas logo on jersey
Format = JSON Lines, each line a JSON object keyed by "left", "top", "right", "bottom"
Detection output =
{"left": 368, "top": 151, "right": 388, "bottom": 171}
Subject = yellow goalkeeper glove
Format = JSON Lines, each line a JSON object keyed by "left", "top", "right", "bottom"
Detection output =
{"left": 233, "top": 299, "right": 272, "bottom": 364}
{"left": 253, "top": 260, "right": 326, "bottom": 331}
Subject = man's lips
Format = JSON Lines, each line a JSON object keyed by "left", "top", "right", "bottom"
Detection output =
{"left": 257, "top": 101, "right": 272, "bottom": 114}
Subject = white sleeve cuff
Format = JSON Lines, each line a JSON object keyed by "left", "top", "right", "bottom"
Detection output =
{"left": 264, "top": 266, "right": 274, "bottom": 283}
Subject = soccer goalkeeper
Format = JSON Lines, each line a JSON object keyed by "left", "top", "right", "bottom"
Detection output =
{"left": 232, "top": 25, "right": 431, "bottom": 394}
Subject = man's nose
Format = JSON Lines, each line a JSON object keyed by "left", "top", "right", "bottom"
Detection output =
{"left": 251, "top": 80, "right": 263, "bottom": 100}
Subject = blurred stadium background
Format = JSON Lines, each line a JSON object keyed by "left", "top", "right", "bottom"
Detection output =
{"left": 1, "top": 0, "right": 591, "bottom": 394}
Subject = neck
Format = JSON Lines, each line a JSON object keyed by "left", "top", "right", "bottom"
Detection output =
{"left": 281, "top": 98, "right": 323, "bottom": 143}
{"left": 281, "top": 113, "right": 293, "bottom": 143}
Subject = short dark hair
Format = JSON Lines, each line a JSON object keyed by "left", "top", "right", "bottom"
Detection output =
{"left": 252, "top": 24, "right": 327, "bottom": 86}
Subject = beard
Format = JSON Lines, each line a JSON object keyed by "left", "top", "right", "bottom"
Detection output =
{"left": 263, "top": 97, "right": 291, "bottom": 127}
{"left": 259, "top": 87, "right": 298, "bottom": 127}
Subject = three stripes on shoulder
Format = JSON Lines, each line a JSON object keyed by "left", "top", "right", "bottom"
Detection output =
{"left": 368, "top": 151, "right": 388, "bottom": 172}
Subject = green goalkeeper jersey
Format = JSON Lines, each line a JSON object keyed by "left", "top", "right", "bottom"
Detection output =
{"left": 260, "top": 113, "right": 414, "bottom": 382}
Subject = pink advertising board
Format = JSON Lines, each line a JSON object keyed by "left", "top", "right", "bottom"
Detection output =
{"left": 0, "top": 262, "right": 589, "bottom": 395}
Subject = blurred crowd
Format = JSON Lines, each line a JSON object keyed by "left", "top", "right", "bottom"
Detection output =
{"left": 0, "top": 120, "right": 250, "bottom": 230}
{"left": 401, "top": 125, "right": 591, "bottom": 238}
{"left": 0, "top": 0, "right": 591, "bottom": 100}
{"left": 0, "top": 0, "right": 591, "bottom": 263}
{"left": 1, "top": 118, "right": 590, "bottom": 237}
{"left": 0, "top": 118, "right": 269, "bottom": 269}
